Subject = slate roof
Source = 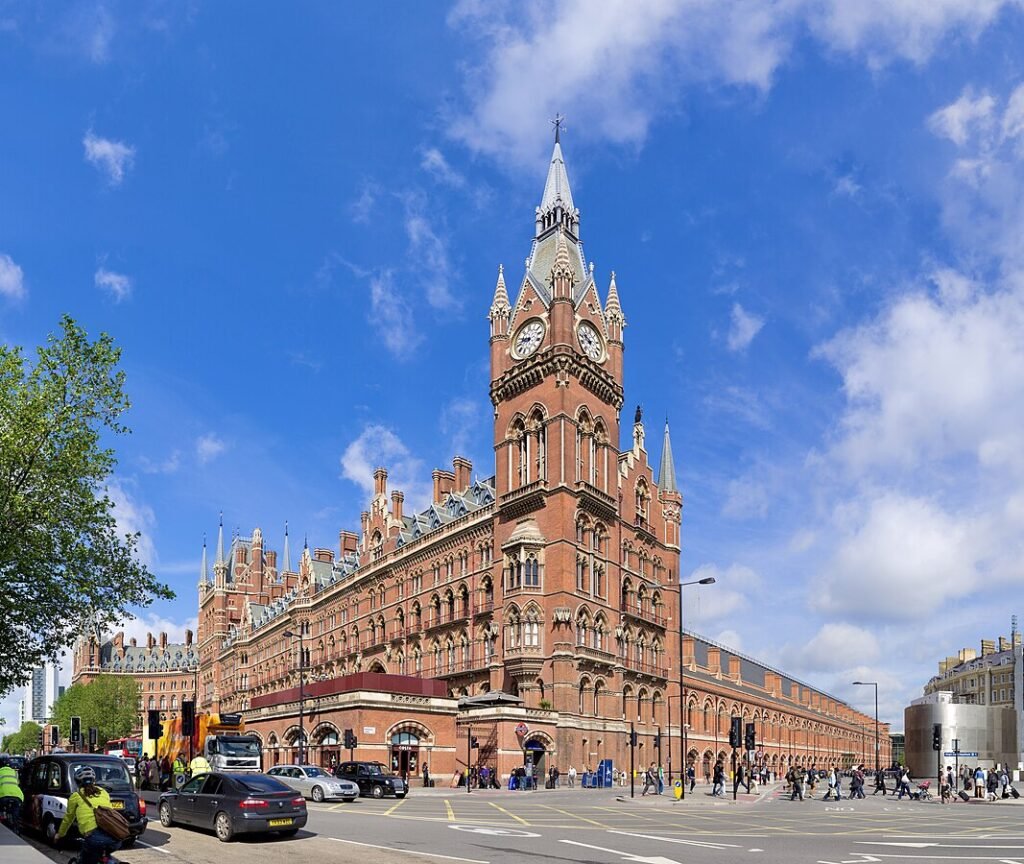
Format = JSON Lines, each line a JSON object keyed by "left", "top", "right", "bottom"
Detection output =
{"left": 98, "top": 639, "right": 198, "bottom": 674}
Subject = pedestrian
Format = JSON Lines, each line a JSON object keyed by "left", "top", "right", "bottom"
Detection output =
{"left": 568, "top": 765, "right": 576, "bottom": 788}
{"left": 898, "top": 767, "right": 911, "bottom": 800}
{"left": 823, "top": 767, "right": 839, "bottom": 801}
{"left": 704, "top": 761, "right": 712, "bottom": 786}
{"left": 189, "top": 752, "right": 211, "bottom": 777}
{"left": 479, "top": 765, "right": 490, "bottom": 788}
{"left": 733, "top": 762, "right": 745, "bottom": 797}
{"left": 641, "top": 762, "right": 656, "bottom": 796}
{"left": 0, "top": 757, "right": 24, "bottom": 834}
{"left": 553, "top": 766, "right": 560, "bottom": 788}
{"left": 986, "top": 769, "right": 999, "bottom": 801}
{"left": 422, "top": 762, "right": 431, "bottom": 788}
{"left": 712, "top": 761, "right": 726, "bottom": 797}
{"left": 56, "top": 766, "right": 122, "bottom": 864}
{"left": 788, "top": 766, "right": 804, "bottom": 801}
{"left": 974, "top": 766, "right": 985, "bottom": 799}
{"left": 1000, "top": 766, "right": 1010, "bottom": 799}
{"left": 873, "top": 768, "right": 887, "bottom": 795}
{"left": 686, "top": 762, "right": 696, "bottom": 793}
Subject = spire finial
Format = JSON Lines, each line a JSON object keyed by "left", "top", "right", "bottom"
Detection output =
{"left": 215, "top": 511, "right": 225, "bottom": 566}
{"left": 551, "top": 113, "right": 565, "bottom": 144}
{"left": 283, "top": 520, "right": 291, "bottom": 572}
{"left": 200, "top": 533, "right": 209, "bottom": 585}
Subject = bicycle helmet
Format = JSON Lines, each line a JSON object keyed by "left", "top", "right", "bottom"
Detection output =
{"left": 74, "top": 766, "right": 96, "bottom": 784}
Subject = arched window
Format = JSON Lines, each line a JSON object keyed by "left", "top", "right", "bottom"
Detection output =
{"left": 576, "top": 556, "right": 587, "bottom": 592}
{"left": 579, "top": 678, "right": 591, "bottom": 715}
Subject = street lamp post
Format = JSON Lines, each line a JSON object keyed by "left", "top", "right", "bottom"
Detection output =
{"left": 852, "top": 681, "right": 879, "bottom": 774}
{"left": 284, "top": 629, "right": 306, "bottom": 765}
{"left": 678, "top": 576, "right": 716, "bottom": 801}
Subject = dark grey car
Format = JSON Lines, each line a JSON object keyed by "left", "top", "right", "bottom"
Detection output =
{"left": 158, "top": 772, "right": 307, "bottom": 842}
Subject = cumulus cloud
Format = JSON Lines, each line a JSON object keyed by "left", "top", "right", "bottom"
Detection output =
{"left": 83, "top": 130, "right": 135, "bottom": 185}
{"left": 928, "top": 86, "right": 996, "bottom": 146}
{"left": 403, "top": 196, "right": 460, "bottom": 311}
{"left": 721, "top": 478, "right": 769, "bottom": 520}
{"left": 780, "top": 622, "right": 881, "bottom": 673}
{"left": 139, "top": 450, "right": 181, "bottom": 475}
{"left": 340, "top": 424, "right": 431, "bottom": 510}
{"left": 367, "top": 269, "right": 424, "bottom": 360}
{"left": 421, "top": 147, "right": 466, "bottom": 188}
{"left": 726, "top": 302, "right": 765, "bottom": 351}
{"left": 106, "top": 479, "right": 157, "bottom": 569}
{"left": 95, "top": 266, "right": 132, "bottom": 302}
{"left": 449, "top": 0, "right": 1014, "bottom": 165}
{"left": 350, "top": 181, "right": 379, "bottom": 224}
{"left": 0, "top": 252, "right": 25, "bottom": 300}
{"left": 684, "top": 563, "right": 761, "bottom": 627}
{"left": 112, "top": 613, "right": 199, "bottom": 648}
{"left": 196, "top": 433, "right": 227, "bottom": 464}
{"left": 441, "top": 397, "right": 485, "bottom": 461}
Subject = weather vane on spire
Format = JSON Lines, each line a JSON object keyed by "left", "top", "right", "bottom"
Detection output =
{"left": 551, "top": 113, "right": 565, "bottom": 143}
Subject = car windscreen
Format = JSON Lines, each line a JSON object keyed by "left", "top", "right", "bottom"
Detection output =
{"left": 303, "top": 767, "right": 328, "bottom": 777}
{"left": 235, "top": 774, "right": 291, "bottom": 793}
{"left": 216, "top": 737, "right": 261, "bottom": 756}
{"left": 365, "top": 763, "right": 386, "bottom": 776}
{"left": 71, "top": 760, "right": 133, "bottom": 792}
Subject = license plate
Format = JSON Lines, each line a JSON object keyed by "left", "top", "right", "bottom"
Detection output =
{"left": 110, "top": 801, "right": 125, "bottom": 810}
{"left": 268, "top": 818, "right": 292, "bottom": 827}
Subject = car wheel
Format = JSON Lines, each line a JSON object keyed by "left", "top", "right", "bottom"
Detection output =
{"left": 43, "top": 816, "right": 59, "bottom": 846}
{"left": 215, "top": 811, "right": 234, "bottom": 843}
{"left": 159, "top": 802, "right": 174, "bottom": 827}
{"left": 312, "top": 785, "right": 325, "bottom": 803}
{"left": 371, "top": 784, "right": 385, "bottom": 799}
{"left": 278, "top": 829, "right": 299, "bottom": 837}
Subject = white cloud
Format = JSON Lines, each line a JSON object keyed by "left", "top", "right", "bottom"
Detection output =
{"left": 110, "top": 613, "right": 199, "bottom": 649}
{"left": 684, "top": 563, "right": 761, "bottom": 627}
{"left": 726, "top": 302, "right": 765, "bottom": 351}
{"left": 350, "top": 181, "right": 379, "bottom": 224}
{"left": 403, "top": 197, "right": 460, "bottom": 311}
{"left": 721, "top": 478, "right": 769, "bottom": 520}
{"left": 94, "top": 266, "right": 132, "bottom": 302}
{"left": 83, "top": 130, "right": 135, "bottom": 185}
{"left": 195, "top": 433, "right": 227, "bottom": 464}
{"left": 139, "top": 450, "right": 181, "bottom": 475}
{"left": 368, "top": 269, "right": 424, "bottom": 360}
{"left": 441, "top": 397, "right": 484, "bottom": 461}
{"left": 1003, "top": 83, "right": 1024, "bottom": 147}
{"left": 781, "top": 622, "right": 881, "bottom": 673}
{"left": 0, "top": 252, "right": 25, "bottom": 300}
{"left": 833, "top": 174, "right": 862, "bottom": 198}
{"left": 86, "top": 3, "right": 115, "bottom": 63}
{"left": 421, "top": 147, "right": 466, "bottom": 188}
{"left": 713, "top": 629, "right": 744, "bottom": 652}
{"left": 928, "top": 86, "right": 996, "bottom": 147}
{"left": 340, "top": 424, "right": 431, "bottom": 510}
{"left": 106, "top": 479, "right": 157, "bottom": 569}
{"left": 449, "top": 0, "right": 1015, "bottom": 165}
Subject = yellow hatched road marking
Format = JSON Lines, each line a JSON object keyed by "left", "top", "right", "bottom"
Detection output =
{"left": 537, "top": 804, "right": 608, "bottom": 827}
{"left": 488, "top": 801, "right": 530, "bottom": 825}
{"left": 328, "top": 802, "right": 348, "bottom": 811}
{"left": 444, "top": 799, "right": 455, "bottom": 821}
{"left": 386, "top": 796, "right": 408, "bottom": 816}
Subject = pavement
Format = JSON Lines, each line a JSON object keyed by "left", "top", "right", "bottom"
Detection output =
{"left": 13, "top": 782, "right": 1024, "bottom": 864}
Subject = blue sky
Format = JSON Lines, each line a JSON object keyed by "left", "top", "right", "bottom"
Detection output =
{"left": 3, "top": 1, "right": 1024, "bottom": 732}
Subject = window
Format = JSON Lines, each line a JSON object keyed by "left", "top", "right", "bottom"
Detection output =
{"left": 524, "top": 620, "right": 539, "bottom": 647}
{"left": 524, "top": 557, "right": 540, "bottom": 588}
{"left": 576, "top": 557, "right": 587, "bottom": 592}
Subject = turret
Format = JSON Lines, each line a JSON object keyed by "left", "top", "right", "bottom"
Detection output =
{"left": 605, "top": 271, "right": 625, "bottom": 382}
{"left": 658, "top": 420, "right": 683, "bottom": 549}
{"left": 489, "top": 265, "right": 511, "bottom": 377}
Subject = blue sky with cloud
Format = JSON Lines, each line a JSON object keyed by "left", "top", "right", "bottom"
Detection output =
{"left": 3, "top": 0, "right": 1024, "bottom": 731}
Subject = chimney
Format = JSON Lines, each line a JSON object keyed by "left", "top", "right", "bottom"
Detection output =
{"left": 147, "top": 632, "right": 155, "bottom": 650}
{"left": 360, "top": 511, "right": 369, "bottom": 536}
{"left": 706, "top": 646, "right": 721, "bottom": 676}
{"left": 790, "top": 682, "right": 800, "bottom": 701}
{"left": 728, "top": 656, "right": 741, "bottom": 683}
{"left": 185, "top": 629, "right": 193, "bottom": 646}
{"left": 159, "top": 632, "right": 168, "bottom": 649}
{"left": 113, "top": 632, "right": 124, "bottom": 652}
{"left": 266, "top": 549, "right": 278, "bottom": 570}
{"left": 432, "top": 469, "right": 455, "bottom": 503}
{"left": 373, "top": 467, "right": 388, "bottom": 497}
{"left": 339, "top": 531, "right": 359, "bottom": 555}
{"left": 682, "top": 635, "right": 695, "bottom": 667}
{"left": 453, "top": 456, "right": 472, "bottom": 491}
{"left": 314, "top": 547, "right": 334, "bottom": 563}
{"left": 129, "top": 638, "right": 137, "bottom": 648}
{"left": 391, "top": 490, "right": 404, "bottom": 522}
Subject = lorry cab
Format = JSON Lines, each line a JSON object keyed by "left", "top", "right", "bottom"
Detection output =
{"left": 205, "top": 735, "right": 262, "bottom": 772}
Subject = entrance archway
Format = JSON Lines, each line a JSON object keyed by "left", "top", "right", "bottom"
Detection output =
{"left": 391, "top": 731, "right": 420, "bottom": 782}
{"left": 524, "top": 739, "right": 546, "bottom": 781}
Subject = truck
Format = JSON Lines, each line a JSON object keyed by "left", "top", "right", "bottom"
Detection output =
{"left": 144, "top": 711, "right": 262, "bottom": 773}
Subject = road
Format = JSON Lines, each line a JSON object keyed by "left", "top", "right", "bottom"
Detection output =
{"left": 18, "top": 785, "right": 1024, "bottom": 864}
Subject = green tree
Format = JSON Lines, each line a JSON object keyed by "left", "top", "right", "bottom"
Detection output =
{"left": 0, "top": 316, "right": 173, "bottom": 694}
{"left": 2, "top": 721, "right": 43, "bottom": 754}
{"left": 52, "top": 675, "right": 140, "bottom": 747}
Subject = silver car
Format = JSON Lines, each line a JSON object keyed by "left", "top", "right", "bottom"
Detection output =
{"left": 267, "top": 765, "right": 358, "bottom": 803}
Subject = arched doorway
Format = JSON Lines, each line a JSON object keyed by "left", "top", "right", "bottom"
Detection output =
{"left": 314, "top": 724, "right": 341, "bottom": 769}
{"left": 524, "top": 738, "right": 546, "bottom": 781}
{"left": 391, "top": 731, "right": 420, "bottom": 782}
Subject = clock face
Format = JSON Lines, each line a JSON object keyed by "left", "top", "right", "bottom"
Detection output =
{"left": 513, "top": 320, "right": 545, "bottom": 358}
{"left": 577, "top": 322, "right": 604, "bottom": 361}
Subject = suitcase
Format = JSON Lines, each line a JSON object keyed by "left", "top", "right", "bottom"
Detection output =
{"left": 959, "top": 790, "right": 971, "bottom": 802}
{"left": 1012, "top": 787, "right": 1020, "bottom": 799}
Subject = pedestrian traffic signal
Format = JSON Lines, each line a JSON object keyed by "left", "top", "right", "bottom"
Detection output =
{"left": 50, "top": 725, "right": 59, "bottom": 746}
{"left": 745, "top": 722, "right": 756, "bottom": 752}
{"left": 729, "top": 716, "right": 742, "bottom": 749}
{"left": 653, "top": 733, "right": 661, "bottom": 748}
{"left": 181, "top": 700, "right": 195, "bottom": 736}
{"left": 148, "top": 709, "right": 164, "bottom": 740}
{"left": 932, "top": 723, "right": 942, "bottom": 751}
{"left": 70, "top": 715, "right": 81, "bottom": 743}
{"left": 343, "top": 728, "right": 357, "bottom": 750}
{"left": 629, "top": 730, "right": 638, "bottom": 747}
{"left": 470, "top": 736, "right": 479, "bottom": 749}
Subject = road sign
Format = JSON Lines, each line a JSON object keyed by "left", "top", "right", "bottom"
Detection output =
{"left": 944, "top": 751, "right": 977, "bottom": 757}
{"left": 673, "top": 779, "right": 682, "bottom": 800}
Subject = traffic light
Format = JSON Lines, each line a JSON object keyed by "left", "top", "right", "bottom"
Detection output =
{"left": 932, "top": 723, "right": 942, "bottom": 751}
{"left": 629, "top": 730, "right": 638, "bottom": 747}
{"left": 653, "top": 733, "right": 661, "bottom": 748}
{"left": 70, "top": 716, "right": 81, "bottom": 744}
{"left": 88, "top": 727, "right": 98, "bottom": 749}
{"left": 181, "top": 700, "right": 195, "bottom": 736}
{"left": 343, "top": 728, "right": 357, "bottom": 750}
{"left": 38, "top": 728, "right": 44, "bottom": 750}
{"left": 50, "top": 725, "right": 59, "bottom": 746}
{"left": 729, "top": 716, "right": 742, "bottom": 749}
{"left": 745, "top": 722, "right": 756, "bottom": 752}
{"left": 148, "top": 709, "right": 164, "bottom": 740}
{"left": 470, "top": 736, "right": 479, "bottom": 749}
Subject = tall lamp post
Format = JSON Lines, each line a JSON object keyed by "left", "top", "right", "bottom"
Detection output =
{"left": 284, "top": 629, "right": 306, "bottom": 765}
{"left": 852, "top": 680, "right": 879, "bottom": 773}
{"left": 679, "top": 575, "right": 717, "bottom": 801}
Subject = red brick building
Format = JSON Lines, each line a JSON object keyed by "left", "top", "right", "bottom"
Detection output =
{"left": 80, "top": 134, "right": 886, "bottom": 782}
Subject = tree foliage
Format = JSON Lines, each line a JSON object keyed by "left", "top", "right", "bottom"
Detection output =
{"left": 2, "top": 721, "right": 43, "bottom": 755}
{"left": 52, "top": 675, "right": 140, "bottom": 746}
{"left": 0, "top": 315, "right": 173, "bottom": 694}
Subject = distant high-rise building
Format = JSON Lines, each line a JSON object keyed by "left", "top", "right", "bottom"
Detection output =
{"left": 20, "top": 660, "right": 62, "bottom": 725}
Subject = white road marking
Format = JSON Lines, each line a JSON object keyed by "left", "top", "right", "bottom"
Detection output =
{"left": 328, "top": 836, "right": 489, "bottom": 863}
{"left": 135, "top": 840, "right": 171, "bottom": 854}
{"left": 861, "top": 844, "right": 1024, "bottom": 850}
{"left": 449, "top": 825, "right": 539, "bottom": 837}
{"left": 560, "top": 838, "right": 681, "bottom": 864}
{"left": 608, "top": 830, "right": 740, "bottom": 850}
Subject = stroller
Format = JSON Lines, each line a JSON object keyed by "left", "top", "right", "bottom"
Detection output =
{"left": 910, "top": 780, "right": 932, "bottom": 801}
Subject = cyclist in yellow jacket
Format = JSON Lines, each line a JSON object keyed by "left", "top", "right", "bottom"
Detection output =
{"left": 56, "top": 766, "right": 121, "bottom": 864}
{"left": 0, "top": 757, "right": 24, "bottom": 833}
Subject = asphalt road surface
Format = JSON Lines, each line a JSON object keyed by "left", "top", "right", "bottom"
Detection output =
{"left": 19, "top": 785, "right": 1024, "bottom": 864}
